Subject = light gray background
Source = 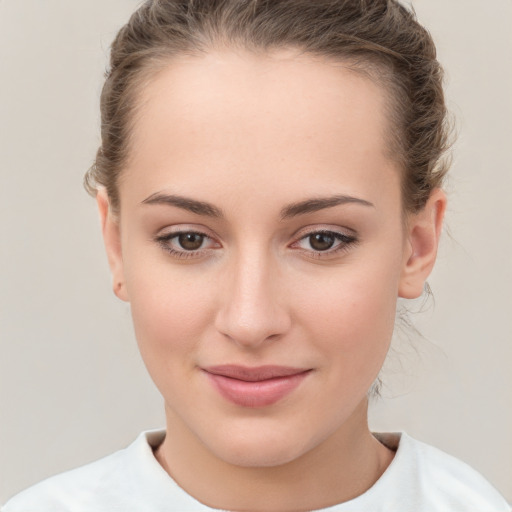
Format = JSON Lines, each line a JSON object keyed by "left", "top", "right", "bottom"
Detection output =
{"left": 1, "top": 0, "right": 511, "bottom": 504}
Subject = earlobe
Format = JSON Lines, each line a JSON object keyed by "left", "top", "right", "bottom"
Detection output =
{"left": 96, "top": 189, "right": 129, "bottom": 302}
{"left": 398, "top": 188, "right": 447, "bottom": 299}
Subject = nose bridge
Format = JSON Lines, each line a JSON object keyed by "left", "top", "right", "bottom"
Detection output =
{"left": 215, "top": 242, "right": 290, "bottom": 348}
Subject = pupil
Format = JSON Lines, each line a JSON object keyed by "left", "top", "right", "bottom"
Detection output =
{"left": 310, "top": 233, "right": 335, "bottom": 251}
{"left": 178, "top": 233, "right": 204, "bottom": 250}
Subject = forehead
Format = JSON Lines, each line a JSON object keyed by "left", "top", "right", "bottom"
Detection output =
{"left": 122, "top": 49, "right": 399, "bottom": 209}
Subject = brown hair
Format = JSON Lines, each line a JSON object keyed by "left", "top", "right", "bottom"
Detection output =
{"left": 84, "top": 0, "right": 451, "bottom": 214}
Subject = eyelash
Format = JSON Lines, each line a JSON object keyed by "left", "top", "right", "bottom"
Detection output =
{"left": 291, "top": 230, "right": 358, "bottom": 259}
{"left": 154, "top": 230, "right": 217, "bottom": 260}
{"left": 154, "top": 229, "right": 358, "bottom": 260}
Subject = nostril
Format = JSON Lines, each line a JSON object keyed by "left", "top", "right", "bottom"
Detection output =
{"left": 214, "top": 304, "right": 291, "bottom": 349}
{"left": 214, "top": 261, "right": 292, "bottom": 347}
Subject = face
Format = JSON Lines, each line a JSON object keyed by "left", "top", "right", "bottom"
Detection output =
{"left": 101, "top": 49, "right": 443, "bottom": 467}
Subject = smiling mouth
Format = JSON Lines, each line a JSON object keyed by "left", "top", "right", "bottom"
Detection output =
{"left": 202, "top": 365, "right": 312, "bottom": 407}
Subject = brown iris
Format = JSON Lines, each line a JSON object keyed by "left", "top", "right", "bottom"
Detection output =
{"left": 309, "top": 233, "right": 336, "bottom": 251}
{"left": 178, "top": 233, "right": 204, "bottom": 250}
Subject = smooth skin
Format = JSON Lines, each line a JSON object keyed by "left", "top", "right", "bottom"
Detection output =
{"left": 98, "top": 49, "right": 446, "bottom": 511}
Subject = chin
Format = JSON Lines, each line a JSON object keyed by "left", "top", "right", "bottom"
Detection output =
{"left": 202, "top": 422, "right": 317, "bottom": 468}
{"left": 217, "top": 442, "right": 304, "bottom": 468}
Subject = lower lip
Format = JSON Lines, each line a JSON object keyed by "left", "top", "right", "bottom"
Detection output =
{"left": 204, "top": 371, "right": 310, "bottom": 408}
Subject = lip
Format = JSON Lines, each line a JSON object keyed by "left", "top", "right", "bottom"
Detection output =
{"left": 202, "top": 365, "right": 312, "bottom": 408}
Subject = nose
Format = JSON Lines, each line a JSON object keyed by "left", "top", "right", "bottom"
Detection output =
{"left": 214, "top": 249, "right": 292, "bottom": 349}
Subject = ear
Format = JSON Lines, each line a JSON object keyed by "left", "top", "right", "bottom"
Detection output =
{"left": 398, "top": 188, "right": 447, "bottom": 299}
{"left": 96, "top": 189, "right": 129, "bottom": 302}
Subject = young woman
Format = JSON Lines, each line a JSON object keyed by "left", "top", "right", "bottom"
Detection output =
{"left": 3, "top": 1, "right": 510, "bottom": 511}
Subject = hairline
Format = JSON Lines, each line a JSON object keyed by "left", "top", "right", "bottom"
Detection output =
{"left": 113, "top": 44, "right": 409, "bottom": 216}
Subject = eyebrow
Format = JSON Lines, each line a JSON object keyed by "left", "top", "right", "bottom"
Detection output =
{"left": 141, "top": 192, "right": 224, "bottom": 218}
{"left": 141, "top": 192, "right": 374, "bottom": 219}
{"left": 279, "top": 195, "right": 374, "bottom": 219}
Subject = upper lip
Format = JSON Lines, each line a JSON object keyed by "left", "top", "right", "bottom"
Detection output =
{"left": 203, "top": 365, "right": 311, "bottom": 382}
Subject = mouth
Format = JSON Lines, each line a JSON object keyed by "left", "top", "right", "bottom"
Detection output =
{"left": 202, "top": 365, "right": 312, "bottom": 408}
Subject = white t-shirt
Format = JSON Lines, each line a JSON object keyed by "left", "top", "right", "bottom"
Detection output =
{"left": 2, "top": 429, "right": 510, "bottom": 512}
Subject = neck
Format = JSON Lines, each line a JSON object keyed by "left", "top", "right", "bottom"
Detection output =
{"left": 154, "top": 399, "right": 394, "bottom": 512}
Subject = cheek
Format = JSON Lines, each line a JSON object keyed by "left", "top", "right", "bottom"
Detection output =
{"left": 295, "top": 258, "right": 401, "bottom": 372}
{"left": 308, "top": 281, "right": 396, "bottom": 413}
{"left": 125, "top": 255, "right": 215, "bottom": 365}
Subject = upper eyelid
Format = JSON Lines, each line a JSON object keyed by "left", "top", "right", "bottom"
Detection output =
{"left": 153, "top": 226, "right": 222, "bottom": 254}
{"left": 156, "top": 226, "right": 354, "bottom": 237}
{"left": 154, "top": 225, "right": 357, "bottom": 247}
{"left": 154, "top": 231, "right": 219, "bottom": 256}
{"left": 291, "top": 224, "right": 357, "bottom": 240}
{"left": 156, "top": 224, "right": 217, "bottom": 239}
{"left": 156, "top": 230, "right": 219, "bottom": 247}
{"left": 291, "top": 231, "right": 356, "bottom": 249}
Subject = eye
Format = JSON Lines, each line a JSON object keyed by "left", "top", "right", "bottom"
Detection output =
{"left": 307, "top": 232, "right": 337, "bottom": 251}
{"left": 292, "top": 229, "right": 357, "bottom": 257}
{"left": 154, "top": 229, "right": 219, "bottom": 259}
{"left": 176, "top": 232, "right": 206, "bottom": 251}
